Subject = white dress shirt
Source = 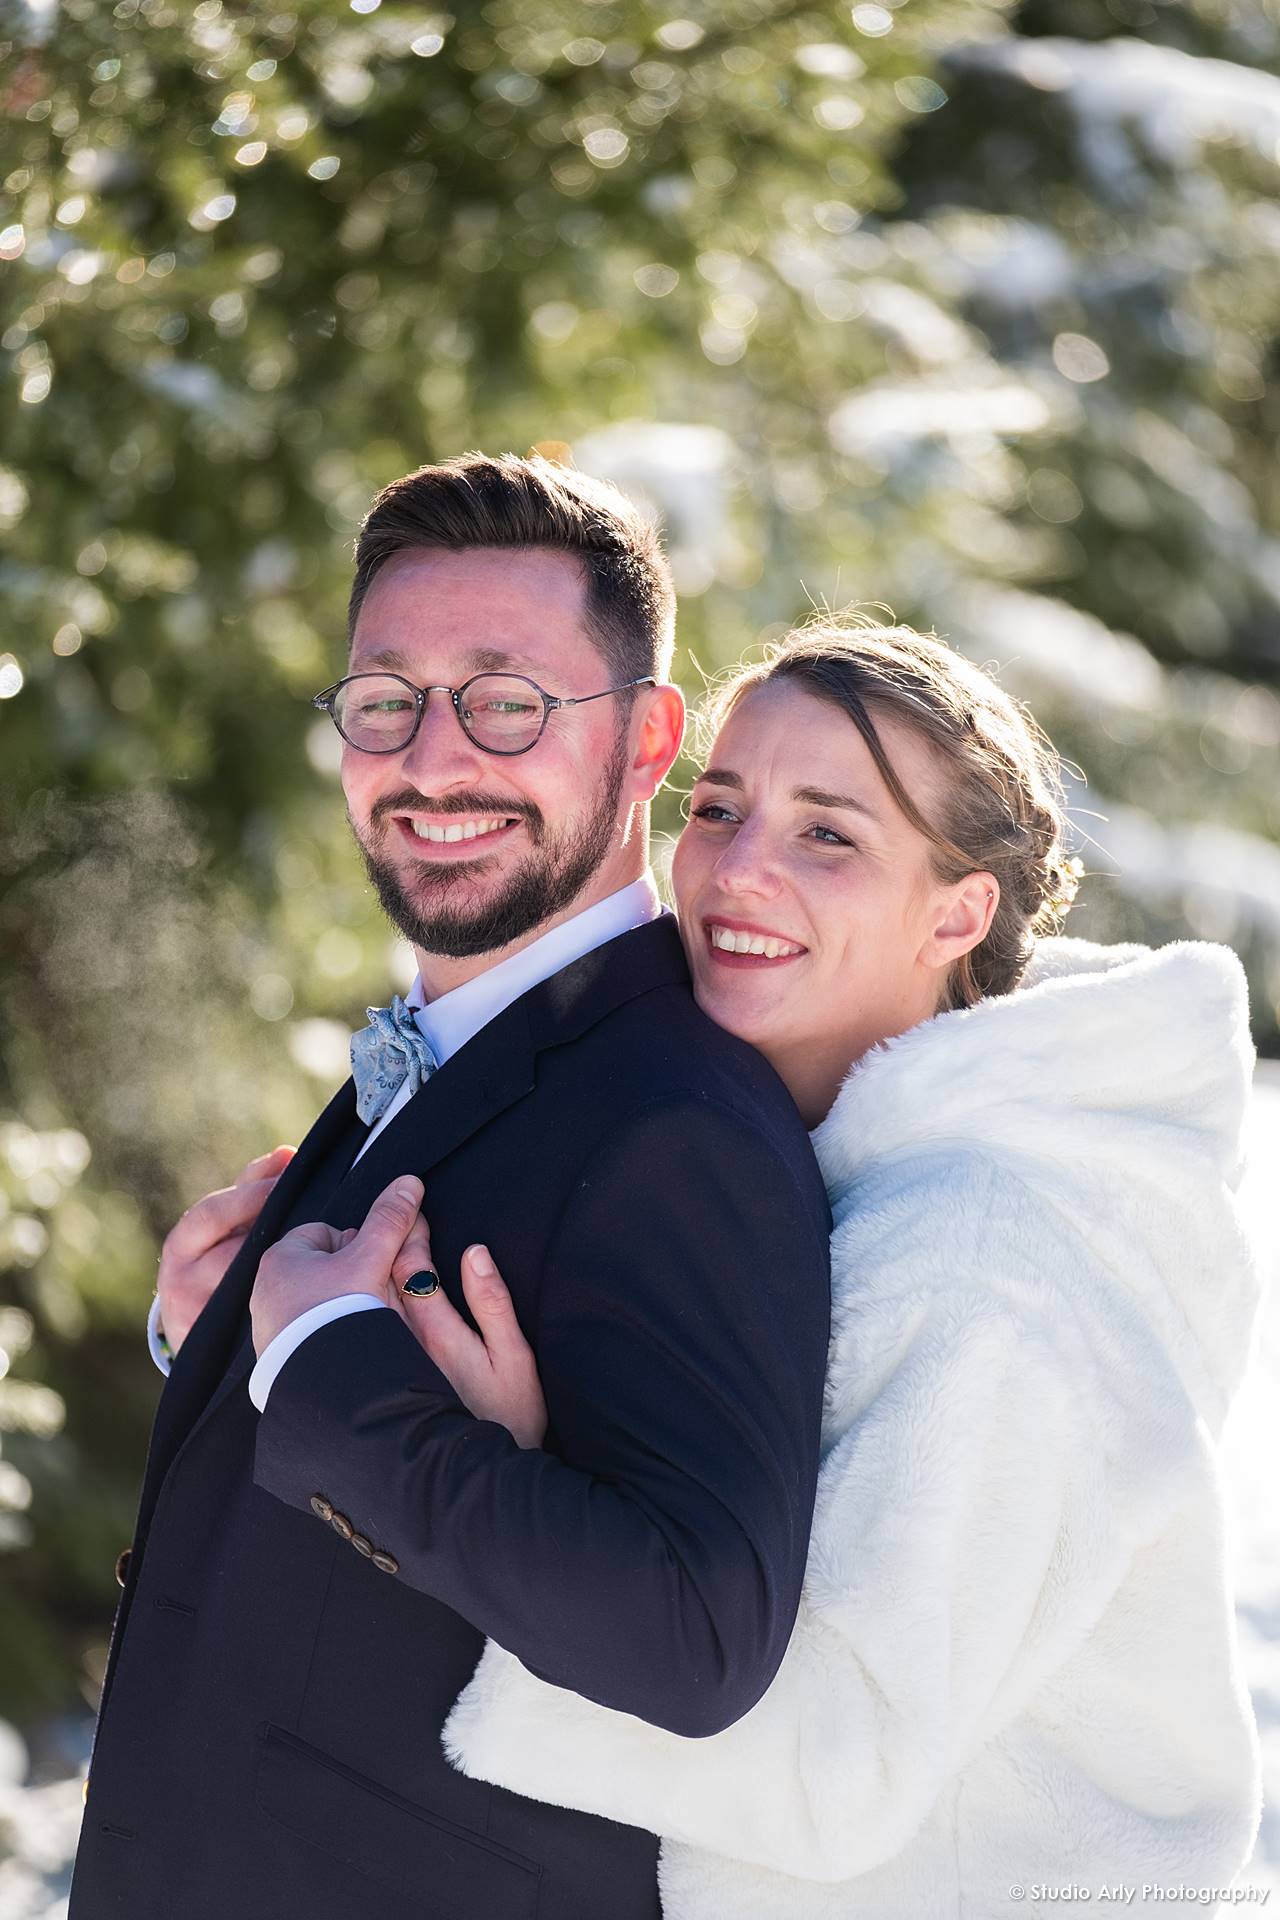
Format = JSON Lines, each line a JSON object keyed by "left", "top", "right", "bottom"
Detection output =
{"left": 147, "top": 877, "right": 663, "bottom": 1413}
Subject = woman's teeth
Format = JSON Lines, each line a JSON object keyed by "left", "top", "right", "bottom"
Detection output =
{"left": 410, "top": 818, "right": 511, "bottom": 843}
{"left": 708, "top": 926, "right": 803, "bottom": 959}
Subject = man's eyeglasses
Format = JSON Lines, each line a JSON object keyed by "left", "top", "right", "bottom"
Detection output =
{"left": 312, "top": 671, "right": 656, "bottom": 758}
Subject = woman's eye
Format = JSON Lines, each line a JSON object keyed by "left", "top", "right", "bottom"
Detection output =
{"left": 690, "top": 802, "right": 739, "bottom": 824}
{"left": 808, "top": 823, "right": 854, "bottom": 847}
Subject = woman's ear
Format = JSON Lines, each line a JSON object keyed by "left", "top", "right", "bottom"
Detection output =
{"left": 919, "top": 873, "right": 999, "bottom": 974}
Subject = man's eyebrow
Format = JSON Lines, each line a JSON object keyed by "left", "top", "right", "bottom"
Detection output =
{"left": 465, "top": 644, "right": 533, "bottom": 672}
{"left": 696, "top": 767, "right": 885, "bottom": 823}
{"left": 355, "top": 645, "right": 412, "bottom": 673}
{"left": 350, "top": 644, "right": 538, "bottom": 676}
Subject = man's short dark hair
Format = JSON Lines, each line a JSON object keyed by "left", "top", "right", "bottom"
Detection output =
{"left": 348, "top": 452, "right": 676, "bottom": 686}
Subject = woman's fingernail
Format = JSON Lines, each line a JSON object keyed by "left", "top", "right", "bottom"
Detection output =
{"left": 401, "top": 1268, "right": 440, "bottom": 1298}
{"left": 467, "top": 1245, "right": 495, "bottom": 1277}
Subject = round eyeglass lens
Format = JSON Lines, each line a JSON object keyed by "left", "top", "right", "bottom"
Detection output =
{"left": 457, "top": 675, "right": 546, "bottom": 751}
{"left": 333, "top": 675, "right": 419, "bottom": 750}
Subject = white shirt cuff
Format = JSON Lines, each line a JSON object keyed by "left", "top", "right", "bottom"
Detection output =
{"left": 147, "top": 1293, "right": 172, "bottom": 1377}
{"left": 248, "top": 1294, "right": 391, "bottom": 1413}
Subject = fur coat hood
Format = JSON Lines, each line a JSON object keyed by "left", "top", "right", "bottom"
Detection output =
{"left": 443, "top": 938, "right": 1264, "bottom": 1917}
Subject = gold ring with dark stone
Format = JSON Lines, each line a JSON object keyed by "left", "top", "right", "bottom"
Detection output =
{"left": 401, "top": 1269, "right": 440, "bottom": 1298}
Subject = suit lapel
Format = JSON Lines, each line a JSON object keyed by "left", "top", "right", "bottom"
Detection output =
{"left": 162, "top": 1004, "right": 542, "bottom": 1464}
{"left": 321, "top": 996, "right": 538, "bottom": 1223}
{"left": 144, "top": 912, "right": 690, "bottom": 1506}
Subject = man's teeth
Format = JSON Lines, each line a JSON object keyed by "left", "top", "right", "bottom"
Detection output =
{"left": 409, "top": 818, "right": 511, "bottom": 843}
{"left": 709, "top": 926, "right": 803, "bottom": 959}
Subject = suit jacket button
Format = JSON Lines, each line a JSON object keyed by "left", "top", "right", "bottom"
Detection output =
{"left": 371, "top": 1550, "right": 399, "bottom": 1575}
{"left": 310, "top": 1496, "right": 333, "bottom": 1522}
{"left": 115, "top": 1547, "right": 132, "bottom": 1588}
{"left": 350, "top": 1532, "right": 373, "bottom": 1557}
{"left": 329, "top": 1512, "right": 354, "bottom": 1541}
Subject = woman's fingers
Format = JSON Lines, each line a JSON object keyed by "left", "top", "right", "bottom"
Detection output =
{"left": 159, "top": 1231, "right": 249, "bottom": 1353}
{"left": 193, "top": 1231, "right": 248, "bottom": 1289}
{"left": 387, "top": 1212, "right": 484, "bottom": 1377}
{"left": 399, "top": 1267, "right": 487, "bottom": 1378}
{"left": 453, "top": 1249, "right": 548, "bottom": 1448}
{"left": 168, "top": 1173, "right": 281, "bottom": 1263}
{"left": 235, "top": 1143, "right": 296, "bottom": 1187}
{"left": 459, "top": 1246, "right": 533, "bottom": 1366}
{"left": 157, "top": 1169, "right": 286, "bottom": 1354}
{"left": 460, "top": 1247, "right": 547, "bottom": 1445}
{"left": 389, "top": 1212, "right": 436, "bottom": 1293}
{"left": 394, "top": 1242, "right": 547, "bottom": 1447}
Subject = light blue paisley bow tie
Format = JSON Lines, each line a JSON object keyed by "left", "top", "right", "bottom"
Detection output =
{"left": 350, "top": 994, "right": 440, "bottom": 1127}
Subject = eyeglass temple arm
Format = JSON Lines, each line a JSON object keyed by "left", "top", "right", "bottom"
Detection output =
{"left": 556, "top": 676, "right": 657, "bottom": 711}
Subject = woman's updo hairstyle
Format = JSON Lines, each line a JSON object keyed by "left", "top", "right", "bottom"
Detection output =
{"left": 701, "top": 612, "right": 1082, "bottom": 1010}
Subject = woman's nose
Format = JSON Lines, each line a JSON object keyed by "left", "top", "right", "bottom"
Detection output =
{"left": 712, "top": 822, "right": 783, "bottom": 898}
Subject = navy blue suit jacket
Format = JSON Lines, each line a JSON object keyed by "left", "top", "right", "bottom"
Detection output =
{"left": 72, "top": 914, "right": 831, "bottom": 1920}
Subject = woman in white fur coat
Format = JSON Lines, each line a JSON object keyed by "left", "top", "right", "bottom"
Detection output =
{"left": 399, "top": 617, "right": 1263, "bottom": 1917}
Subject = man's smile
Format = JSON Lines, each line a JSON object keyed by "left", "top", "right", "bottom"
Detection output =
{"left": 388, "top": 810, "right": 525, "bottom": 859}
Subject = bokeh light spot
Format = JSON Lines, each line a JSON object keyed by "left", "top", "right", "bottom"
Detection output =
{"left": 1053, "top": 333, "right": 1110, "bottom": 383}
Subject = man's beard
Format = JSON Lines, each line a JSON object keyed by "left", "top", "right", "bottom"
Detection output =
{"left": 351, "top": 730, "right": 630, "bottom": 960}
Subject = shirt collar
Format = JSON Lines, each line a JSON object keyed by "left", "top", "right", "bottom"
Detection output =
{"left": 403, "top": 876, "right": 662, "bottom": 1068}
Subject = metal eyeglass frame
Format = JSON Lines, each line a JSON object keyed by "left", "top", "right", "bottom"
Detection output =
{"left": 312, "top": 670, "right": 657, "bottom": 757}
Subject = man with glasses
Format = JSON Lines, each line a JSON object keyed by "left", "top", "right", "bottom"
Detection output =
{"left": 72, "top": 453, "right": 831, "bottom": 1920}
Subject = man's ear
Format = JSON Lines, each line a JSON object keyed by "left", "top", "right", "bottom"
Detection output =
{"left": 631, "top": 684, "right": 686, "bottom": 797}
{"left": 919, "top": 873, "right": 999, "bottom": 973}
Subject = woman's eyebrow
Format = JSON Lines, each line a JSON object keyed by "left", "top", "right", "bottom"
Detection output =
{"left": 698, "top": 767, "right": 884, "bottom": 824}
{"left": 793, "top": 785, "right": 885, "bottom": 824}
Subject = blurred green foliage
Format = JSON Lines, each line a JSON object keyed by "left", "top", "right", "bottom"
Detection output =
{"left": 1, "top": 0, "right": 1278, "bottom": 1728}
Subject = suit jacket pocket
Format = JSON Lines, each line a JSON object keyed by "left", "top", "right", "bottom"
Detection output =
{"left": 255, "top": 1722, "right": 542, "bottom": 1919}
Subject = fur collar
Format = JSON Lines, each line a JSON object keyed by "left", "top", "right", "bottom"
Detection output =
{"left": 812, "top": 936, "right": 1258, "bottom": 1420}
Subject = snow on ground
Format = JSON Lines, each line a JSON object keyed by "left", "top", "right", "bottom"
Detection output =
{"left": 2, "top": 1071, "right": 1278, "bottom": 1918}
{"left": 0, "top": 1700, "right": 84, "bottom": 1920}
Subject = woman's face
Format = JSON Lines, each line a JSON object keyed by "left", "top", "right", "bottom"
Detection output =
{"left": 671, "top": 681, "right": 995, "bottom": 1121}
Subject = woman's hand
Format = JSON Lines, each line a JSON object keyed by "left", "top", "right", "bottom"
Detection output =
{"left": 390, "top": 1220, "right": 547, "bottom": 1451}
{"left": 159, "top": 1143, "right": 296, "bottom": 1355}
{"left": 248, "top": 1175, "right": 546, "bottom": 1448}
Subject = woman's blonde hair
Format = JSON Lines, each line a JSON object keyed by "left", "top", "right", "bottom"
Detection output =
{"left": 701, "top": 613, "right": 1081, "bottom": 1009}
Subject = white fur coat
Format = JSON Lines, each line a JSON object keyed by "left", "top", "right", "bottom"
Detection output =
{"left": 442, "top": 939, "right": 1264, "bottom": 1917}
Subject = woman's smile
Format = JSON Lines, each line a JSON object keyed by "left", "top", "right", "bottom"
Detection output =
{"left": 703, "top": 916, "right": 809, "bottom": 968}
